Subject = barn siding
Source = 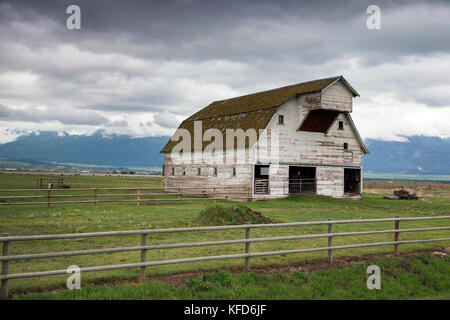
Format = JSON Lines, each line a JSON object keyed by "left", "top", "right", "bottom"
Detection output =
{"left": 163, "top": 153, "right": 253, "bottom": 191}
{"left": 162, "top": 78, "right": 365, "bottom": 199}
{"left": 320, "top": 80, "right": 353, "bottom": 112}
{"left": 256, "top": 95, "right": 363, "bottom": 168}
{"left": 316, "top": 167, "right": 344, "bottom": 197}
{"left": 252, "top": 86, "right": 363, "bottom": 198}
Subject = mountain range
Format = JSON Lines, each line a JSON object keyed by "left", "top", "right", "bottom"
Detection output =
{"left": 0, "top": 131, "right": 448, "bottom": 175}
{"left": 364, "top": 136, "right": 450, "bottom": 175}
{"left": 0, "top": 131, "right": 167, "bottom": 168}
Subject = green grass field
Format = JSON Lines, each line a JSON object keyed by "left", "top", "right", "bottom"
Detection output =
{"left": 0, "top": 172, "right": 162, "bottom": 189}
{"left": 0, "top": 173, "right": 449, "bottom": 299}
{"left": 14, "top": 254, "right": 450, "bottom": 300}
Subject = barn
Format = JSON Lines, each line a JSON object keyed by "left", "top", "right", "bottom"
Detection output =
{"left": 160, "top": 76, "right": 369, "bottom": 199}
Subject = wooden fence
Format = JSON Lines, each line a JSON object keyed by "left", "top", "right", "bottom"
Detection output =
{"left": 0, "top": 186, "right": 251, "bottom": 206}
{"left": 364, "top": 181, "right": 450, "bottom": 192}
{"left": 36, "top": 177, "right": 63, "bottom": 189}
{"left": 1, "top": 215, "right": 449, "bottom": 299}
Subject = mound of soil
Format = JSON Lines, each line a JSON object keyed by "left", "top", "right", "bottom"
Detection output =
{"left": 196, "top": 205, "right": 278, "bottom": 226}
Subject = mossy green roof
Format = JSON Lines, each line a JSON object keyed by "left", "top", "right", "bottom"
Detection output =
{"left": 161, "top": 76, "right": 341, "bottom": 153}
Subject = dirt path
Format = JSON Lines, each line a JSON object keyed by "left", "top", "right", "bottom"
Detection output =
{"left": 149, "top": 246, "right": 449, "bottom": 286}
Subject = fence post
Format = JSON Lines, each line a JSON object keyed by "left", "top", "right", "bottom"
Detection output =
{"left": 394, "top": 216, "right": 400, "bottom": 256}
{"left": 139, "top": 228, "right": 147, "bottom": 281}
{"left": 328, "top": 220, "right": 333, "bottom": 264}
{"left": 47, "top": 190, "right": 51, "bottom": 208}
{"left": 213, "top": 188, "right": 216, "bottom": 205}
{"left": 1, "top": 233, "right": 10, "bottom": 300}
{"left": 178, "top": 188, "right": 181, "bottom": 204}
{"left": 245, "top": 227, "right": 251, "bottom": 272}
{"left": 94, "top": 188, "right": 97, "bottom": 207}
{"left": 136, "top": 189, "right": 141, "bottom": 206}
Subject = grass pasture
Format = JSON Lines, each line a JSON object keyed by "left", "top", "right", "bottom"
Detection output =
{"left": 15, "top": 254, "right": 450, "bottom": 300}
{"left": 0, "top": 172, "right": 163, "bottom": 189}
{"left": 364, "top": 180, "right": 450, "bottom": 199}
{"left": 0, "top": 173, "right": 449, "bottom": 299}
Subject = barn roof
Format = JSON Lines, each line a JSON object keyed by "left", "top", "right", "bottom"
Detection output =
{"left": 161, "top": 76, "right": 357, "bottom": 153}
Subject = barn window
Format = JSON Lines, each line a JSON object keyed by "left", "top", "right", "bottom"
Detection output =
{"left": 171, "top": 167, "right": 175, "bottom": 175}
{"left": 232, "top": 167, "right": 236, "bottom": 176}
{"left": 197, "top": 168, "right": 201, "bottom": 176}
{"left": 344, "top": 143, "right": 348, "bottom": 150}
{"left": 338, "top": 121, "right": 344, "bottom": 130}
{"left": 278, "top": 115, "right": 284, "bottom": 124}
{"left": 214, "top": 167, "right": 218, "bottom": 177}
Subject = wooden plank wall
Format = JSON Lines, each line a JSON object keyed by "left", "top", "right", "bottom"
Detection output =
{"left": 163, "top": 79, "right": 364, "bottom": 199}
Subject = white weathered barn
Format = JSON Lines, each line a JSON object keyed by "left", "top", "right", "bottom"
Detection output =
{"left": 161, "top": 76, "right": 369, "bottom": 199}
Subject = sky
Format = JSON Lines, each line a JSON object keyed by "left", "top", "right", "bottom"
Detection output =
{"left": 0, "top": 0, "right": 449, "bottom": 143}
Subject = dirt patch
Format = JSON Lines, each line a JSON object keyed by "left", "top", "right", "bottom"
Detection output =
{"left": 195, "top": 205, "right": 279, "bottom": 226}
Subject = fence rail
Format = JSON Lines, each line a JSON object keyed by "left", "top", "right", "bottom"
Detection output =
{"left": 254, "top": 179, "right": 269, "bottom": 194}
{"left": 36, "top": 177, "right": 63, "bottom": 189}
{"left": 1, "top": 215, "right": 449, "bottom": 299}
{"left": 0, "top": 186, "right": 251, "bottom": 206}
{"left": 363, "top": 181, "right": 450, "bottom": 192}
{"left": 285, "top": 179, "right": 316, "bottom": 195}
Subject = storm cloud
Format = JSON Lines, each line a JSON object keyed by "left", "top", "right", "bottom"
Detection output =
{"left": 0, "top": 0, "right": 449, "bottom": 142}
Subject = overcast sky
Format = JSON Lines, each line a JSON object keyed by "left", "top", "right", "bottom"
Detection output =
{"left": 0, "top": 0, "right": 449, "bottom": 143}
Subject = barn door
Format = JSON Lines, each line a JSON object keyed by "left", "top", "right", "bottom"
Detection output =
{"left": 254, "top": 165, "right": 269, "bottom": 194}
{"left": 288, "top": 166, "right": 316, "bottom": 194}
{"left": 344, "top": 168, "right": 361, "bottom": 195}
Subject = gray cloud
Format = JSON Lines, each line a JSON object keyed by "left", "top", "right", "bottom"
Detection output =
{"left": 153, "top": 111, "right": 181, "bottom": 128}
{"left": 0, "top": 0, "right": 450, "bottom": 141}
{"left": 0, "top": 104, "right": 108, "bottom": 125}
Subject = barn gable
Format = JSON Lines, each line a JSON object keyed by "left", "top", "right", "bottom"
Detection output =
{"left": 162, "top": 75, "right": 368, "bottom": 199}
{"left": 294, "top": 110, "right": 368, "bottom": 154}
{"left": 160, "top": 76, "right": 359, "bottom": 153}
